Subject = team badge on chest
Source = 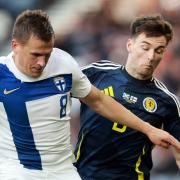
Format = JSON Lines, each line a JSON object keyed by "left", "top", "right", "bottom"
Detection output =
{"left": 143, "top": 97, "right": 157, "bottom": 113}
{"left": 54, "top": 76, "right": 66, "bottom": 93}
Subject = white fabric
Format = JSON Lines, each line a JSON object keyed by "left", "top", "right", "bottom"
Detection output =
{"left": 0, "top": 159, "right": 81, "bottom": 180}
{"left": 0, "top": 48, "right": 91, "bottom": 179}
{"left": 5, "top": 48, "right": 91, "bottom": 98}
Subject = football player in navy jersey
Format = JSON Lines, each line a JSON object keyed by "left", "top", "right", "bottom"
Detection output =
{"left": 0, "top": 10, "right": 180, "bottom": 180}
{"left": 74, "top": 14, "right": 180, "bottom": 180}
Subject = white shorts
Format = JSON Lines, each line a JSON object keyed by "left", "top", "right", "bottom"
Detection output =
{"left": 0, "top": 159, "right": 81, "bottom": 180}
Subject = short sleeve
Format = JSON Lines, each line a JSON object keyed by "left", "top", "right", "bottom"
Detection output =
{"left": 70, "top": 59, "right": 92, "bottom": 98}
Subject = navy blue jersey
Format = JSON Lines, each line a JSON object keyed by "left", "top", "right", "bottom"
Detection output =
{"left": 74, "top": 60, "right": 180, "bottom": 180}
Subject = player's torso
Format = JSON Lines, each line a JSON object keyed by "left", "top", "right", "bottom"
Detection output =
{"left": 75, "top": 61, "right": 169, "bottom": 180}
{"left": 0, "top": 64, "right": 73, "bottom": 171}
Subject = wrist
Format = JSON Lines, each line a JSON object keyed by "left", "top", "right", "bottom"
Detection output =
{"left": 141, "top": 122, "right": 154, "bottom": 136}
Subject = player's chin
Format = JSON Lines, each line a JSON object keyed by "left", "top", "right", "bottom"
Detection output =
{"left": 142, "top": 67, "right": 153, "bottom": 75}
{"left": 30, "top": 70, "right": 43, "bottom": 78}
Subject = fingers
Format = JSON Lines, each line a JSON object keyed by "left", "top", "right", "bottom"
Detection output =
{"left": 159, "top": 141, "right": 170, "bottom": 149}
{"left": 161, "top": 134, "right": 180, "bottom": 151}
{"left": 169, "top": 137, "right": 180, "bottom": 151}
{"left": 147, "top": 127, "right": 180, "bottom": 150}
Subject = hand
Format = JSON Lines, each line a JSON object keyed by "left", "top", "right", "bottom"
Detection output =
{"left": 147, "top": 126, "right": 180, "bottom": 150}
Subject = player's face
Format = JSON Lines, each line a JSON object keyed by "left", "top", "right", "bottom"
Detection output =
{"left": 11, "top": 35, "right": 54, "bottom": 77}
{"left": 126, "top": 33, "right": 167, "bottom": 79}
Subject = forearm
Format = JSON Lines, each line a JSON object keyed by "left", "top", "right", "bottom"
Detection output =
{"left": 92, "top": 92, "right": 153, "bottom": 134}
{"left": 81, "top": 86, "right": 180, "bottom": 150}
{"left": 81, "top": 86, "right": 153, "bottom": 135}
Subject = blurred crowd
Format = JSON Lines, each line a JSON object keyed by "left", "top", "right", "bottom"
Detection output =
{"left": 0, "top": 0, "right": 180, "bottom": 179}
{"left": 55, "top": 0, "right": 180, "bottom": 99}
{"left": 0, "top": 0, "right": 59, "bottom": 50}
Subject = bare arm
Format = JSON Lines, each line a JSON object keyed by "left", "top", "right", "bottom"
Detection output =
{"left": 80, "top": 86, "right": 180, "bottom": 150}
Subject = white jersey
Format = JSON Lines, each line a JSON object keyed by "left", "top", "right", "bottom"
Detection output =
{"left": 0, "top": 48, "right": 91, "bottom": 171}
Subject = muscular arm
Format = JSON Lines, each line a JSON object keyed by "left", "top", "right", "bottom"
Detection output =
{"left": 80, "top": 86, "right": 180, "bottom": 150}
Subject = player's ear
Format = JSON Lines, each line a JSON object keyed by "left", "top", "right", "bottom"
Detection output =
{"left": 11, "top": 39, "right": 19, "bottom": 53}
{"left": 126, "top": 38, "right": 132, "bottom": 53}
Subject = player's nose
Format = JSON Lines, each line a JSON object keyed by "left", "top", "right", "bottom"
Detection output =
{"left": 147, "top": 49, "right": 155, "bottom": 61}
{"left": 37, "top": 56, "right": 46, "bottom": 67}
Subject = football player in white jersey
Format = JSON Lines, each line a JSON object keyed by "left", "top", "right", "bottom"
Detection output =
{"left": 0, "top": 9, "right": 180, "bottom": 180}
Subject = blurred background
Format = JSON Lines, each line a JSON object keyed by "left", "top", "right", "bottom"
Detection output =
{"left": 0, "top": 0, "right": 179, "bottom": 179}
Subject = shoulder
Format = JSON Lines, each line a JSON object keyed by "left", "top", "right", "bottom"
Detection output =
{"left": 0, "top": 55, "right": 8, "bottom": 64}
{"left": 0, "top": 54, "right": 15, "bottom": 78}
{"left": 153, "top": 78, "right": 180, "bottom": 116}
{"left": 50, "top": 48, "right": 78, "bottom": 66}
{"left": 0, "top": 54, "right": 11, "bottom": 70}
{"left": 81, "top": 60, "right": 123, "bottom": 77}
{"left": 82, "top": 60, "right": 122, "bottom": 71}
{"left": 45, "top": 48, "right": 80, "bottom": 76}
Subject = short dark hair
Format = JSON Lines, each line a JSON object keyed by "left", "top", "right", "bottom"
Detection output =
{"left": 130, "top": 14, "right": 173, "bottom": 44}
{"left": 12, "top": 9, "right": 55, "bottom": 44}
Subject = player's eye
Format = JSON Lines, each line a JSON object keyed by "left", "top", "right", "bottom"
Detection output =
{"left": 31, "top": 53, "right": 41, "bottom": 57}
{"left": 141, "top": 45, "right": 149, "bottom": 51}
{"left": 45, "top": 54, "right": 51, "bottom": 59}
{"left": 155, "top": 48, "right": 165, "bottom": 54}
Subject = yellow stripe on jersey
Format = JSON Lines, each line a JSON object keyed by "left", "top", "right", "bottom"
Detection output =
{"left": 135, "top": 146, "right": 145, "bottom": 180}
{"left": 103, "top": 86, "right": 114, "bottom": 97}
{"left": 108, "top": 86, "right": 115, "bottom": 97}
{"left": 76, "top": 86, "right": 115, "bottom": 162}
{"left": 102, "top": 86, "right": 127, "bottom": 133}
{"left": 75, "top": 133, "right": 84, "bottom": 162}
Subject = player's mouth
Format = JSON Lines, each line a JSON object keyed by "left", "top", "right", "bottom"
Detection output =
{"left": 143, "top": 64, "right": 153, "bottom": 69}
{"left": 30, "top": 67, "right": 44, "bottom": 77}
{"left": 32, "top": 67, "right": 44, "bottom": 73}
